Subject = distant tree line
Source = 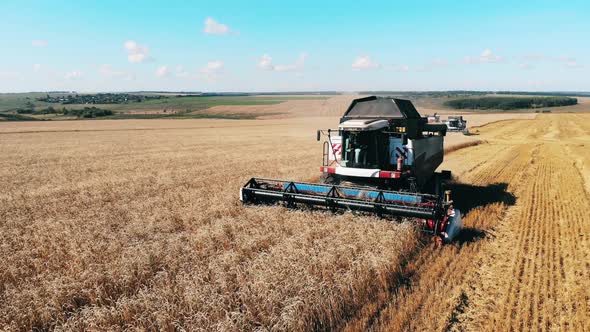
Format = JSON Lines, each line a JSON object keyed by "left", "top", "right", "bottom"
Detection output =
{"left": 444, "top": 96, "right": 577, "bottom": 110}
{"left": 17, "top": 106, "right": 113, "bottom": 118}
{"left": 63, "top": 107, "right": 113, "bottom": 118}
{"left": 37, "top": 93, "right": 166, "bottom": 104}
{"left": 496, "top": 91, "right": 590, "bottom": 97}
{"left": 359, "top": 91, "right": 491, "bottom": 98}
{"left": 0, "top": 113, "right": 40, "bottom": 121}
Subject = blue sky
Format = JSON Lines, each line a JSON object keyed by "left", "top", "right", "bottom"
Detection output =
{"left": 0, "top": 0, "right": 588, "bottom": 92}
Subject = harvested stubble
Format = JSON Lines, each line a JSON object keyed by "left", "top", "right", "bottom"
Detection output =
{"left": 343, "top": 113, "right": 590, "bottom": 331}
{"left": 0, "top": 118, "right": 418, "bottom": 331}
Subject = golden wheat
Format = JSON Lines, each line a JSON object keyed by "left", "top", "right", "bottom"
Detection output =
{"left": 343, "top": 114, "right": 590, "bottom": 331}
{"left": 0, "top": 117, "right": 419, "bottom": 331}
{"left": 1, "top": 111, "right": 586, "bottom": 331}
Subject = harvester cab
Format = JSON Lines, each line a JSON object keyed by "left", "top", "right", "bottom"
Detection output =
{"left": 320, "top": 96, "right": 448, "bottom": 191}
{"left": 241, "top": 96, "right": 462, "bottom": 243}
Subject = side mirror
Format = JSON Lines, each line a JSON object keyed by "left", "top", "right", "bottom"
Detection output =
{"left": 316, "top": 130, "right": 321, "bottom": 141}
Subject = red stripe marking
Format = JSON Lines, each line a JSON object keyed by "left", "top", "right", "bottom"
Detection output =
{"left": 379, "top": 171, "right": 402, "bottom": 179}
{"left": 331, "top": 143, "right": 342, "bottom": 155}
{"left": 320, "top": 166, "right": 336, "bottom": 174}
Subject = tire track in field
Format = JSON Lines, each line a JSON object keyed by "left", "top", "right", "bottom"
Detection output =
{"left": 343, "top": 138, "right": 538, "bottom": 331}
{"left": 453, "top": 116, "right": 590, "bottom": 331}
{"left": 346, "top": 114, "right": 590, "bottom": 332}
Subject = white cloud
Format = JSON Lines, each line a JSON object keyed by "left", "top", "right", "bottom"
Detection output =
{"left": 275, "top": 54, "right": 306, "bottom": 72}
{"left": 31, "top": 40, "right": 48, "bottom": 47}
{"left": 204, "top": 17, "right": 234, "bottom": 35}
{"left": 481, "top": 49, "right": 501, "bottom": 62}
{"left": 200, "top": 60, "right": 224, "bottom": 79}
{"left": 257, "top": 53, "right": 306, "bottom": 72}
{"left": 527, "top": 79, "right": 550, "bottom": 88}
{"left": 153, "top": 65, "right": 190, "bottom": 78}
{"left": 201, "top": 60, "right": 224, "bottom": 73}
{"left": 463, "top": 56, "right": 475, "bottom": 64}
{"left": 98, "top": 64, "right": 136, "bottom": 80}
{"left": 175, "top": 65, "right": 189, "bottom": 78}
{"left": 258, "top": 54, "right": 274, "bottom": 70}
{"left": 385, "top": 64, "right": 410, "bottom": 72}
{"left": 99, "top": 64, "right": 123, "bottom": 77}
{"left": 561, "top": 57, "right": 582, "bottom": 68}
{"left": 519, "top": 63, "right": 534, "bottom": 70}
{"left": 274, "top": 63, "right": 299, "bottom": 72}
{"left": 64, "top": 71, "right": 83, "bottom": 79}
{"left": 352, "top": 55, "right": 380, "bottom": 70}
{"left": 0, "top": 70, "right": 19, "bottom": 79}
{"left": 155, "top": 65, "right": 170, "bottom": 78}
{"left": 414, "top": 58, "right": 448, "bottom": 72}
{"left": 33, "top": 64, "right": 42, "bottom": 72}
{"left": 523, "top": 53, "right": 545, "bottom": 61}
{"left": 431, "top": 58, "right": 448, "bottom": 67}
{"left": 519, "top": 54, "right": 582, "bottom": 69}
{"left": 124, "top": 40, "right": 150, "bottom": 63}
{"left": 464, "top": 49, "right": 504, "bottom": 64}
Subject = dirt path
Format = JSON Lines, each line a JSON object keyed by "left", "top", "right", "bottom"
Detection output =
{"left": 344, "top": 114, "right": 590, "bottom": 331}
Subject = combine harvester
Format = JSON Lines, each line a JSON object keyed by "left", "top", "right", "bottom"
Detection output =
{"left": 444, "top": 115, "right": 468, "bottom": 134}
{"left": 240, "top": 96, "right": 462, "bottom": 243}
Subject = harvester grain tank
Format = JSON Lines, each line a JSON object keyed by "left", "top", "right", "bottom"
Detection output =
{"left": 240, "top": 96, "right": 462, "bottom": 243}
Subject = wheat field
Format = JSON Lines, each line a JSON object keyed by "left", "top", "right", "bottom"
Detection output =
{"left": 0, "top": 117, "right": 420, "bottom": 330}
{"left": 1, "top": 112, "right": 589, "bottom": 331}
